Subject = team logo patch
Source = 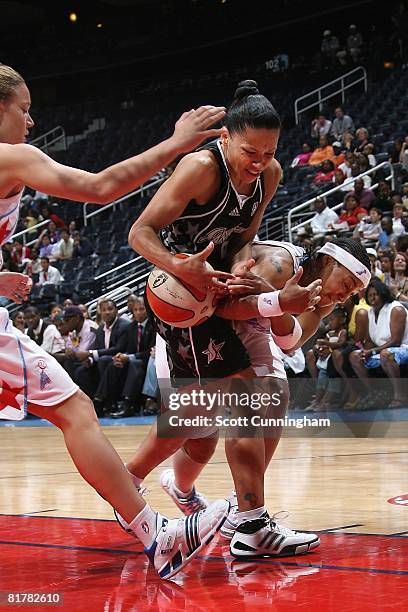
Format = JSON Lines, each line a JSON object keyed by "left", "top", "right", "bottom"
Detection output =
{"left": 153, "top": 273, "right": 168, "bottom": 288}
{"left": 37, "top": 359, "right": 51, "bottom": 390}
{"left": 202, "top": 338, "right": 225, "bottom": 364}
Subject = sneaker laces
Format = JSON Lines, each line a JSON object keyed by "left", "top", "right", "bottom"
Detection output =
{"left": 269, "top": 511, "right": 296, "bottom": 537}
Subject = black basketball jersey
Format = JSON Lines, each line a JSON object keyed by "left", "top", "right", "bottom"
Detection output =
{"left": 160, "top": 140, "right": 265, "bottom": 270}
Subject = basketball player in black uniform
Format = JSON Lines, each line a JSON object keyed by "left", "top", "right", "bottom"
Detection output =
{"left": 121, "top": 81, "right": 320, "bottom": 555}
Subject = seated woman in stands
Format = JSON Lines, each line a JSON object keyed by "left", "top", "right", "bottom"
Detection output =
{"left": 338, "top": 193, "right": 368, "bottom": 229}
{"left": 349, "top": 279, "right": 408, "bottom": 408}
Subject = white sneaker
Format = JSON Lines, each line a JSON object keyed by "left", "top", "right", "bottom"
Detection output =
{"left": 144, "top": 499, "right": 229, "bottom": 579}
{"left": 160, "top": 469, "right": 208, "bottom": 516}
{"left": 230, "top": 515, "right": 320, "bottom": 558}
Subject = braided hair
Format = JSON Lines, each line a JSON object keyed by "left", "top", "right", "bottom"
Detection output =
{"left": 301, "top": 238, "right": 370, "bottom": 284}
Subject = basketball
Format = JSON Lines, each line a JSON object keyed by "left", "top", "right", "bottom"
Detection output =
{"left": 146, "top": 255, "right": 217, "bottom": 328}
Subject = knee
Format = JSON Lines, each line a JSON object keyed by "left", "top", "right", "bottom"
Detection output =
{"left": 380, "top": 349, "right": 395, "bottom": 365}
{"left": 183, "top": 436, "right": 218, "bottom": 464}
{"left": 55, "top": 390, "right": 99, "bottom": 430}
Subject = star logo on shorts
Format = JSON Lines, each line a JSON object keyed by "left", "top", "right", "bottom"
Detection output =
{"left": 0, "top": 380, "right": 23, "bottom": 411}
{"left": 202, "top": 338, "right": 225, "bottom": 364}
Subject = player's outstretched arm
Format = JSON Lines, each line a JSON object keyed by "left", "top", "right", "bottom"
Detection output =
{"left": 2, "top": 106, "right": 225, "bottom": 204}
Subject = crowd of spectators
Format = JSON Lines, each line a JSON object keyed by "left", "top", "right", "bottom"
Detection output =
{"left": 10, "top": 295, "right": 160, "bottom": 419}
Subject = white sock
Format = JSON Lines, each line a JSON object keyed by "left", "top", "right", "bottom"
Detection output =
{"left": 235, "top": 506, "right": 266, "bottom": 524}
{"left": 173, "top": 481, "right": 193, "bottom": 498}
{"left": 128, "top": 504, "right": 161, "bottom": 548}
{"left": 125, "top": 466, "right": 143, "bottom": 489}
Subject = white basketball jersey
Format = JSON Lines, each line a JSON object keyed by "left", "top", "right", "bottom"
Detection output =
{"left": 234, "top": 241, "right": 305, "bottom": 380}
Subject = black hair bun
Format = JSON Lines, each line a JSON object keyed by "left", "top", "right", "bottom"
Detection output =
{"left": 234, "top": 79, "right": 259, "bottom": 100}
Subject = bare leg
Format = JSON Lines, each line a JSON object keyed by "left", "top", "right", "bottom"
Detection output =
{"left": 349, "top": 350, "right": 370, "bottom": 389}
{"left": 172, "top": 436, "right": 218, "bottom": 493}
{"left": 380, "top": 349, "right": 404, "bottom": 402}
{"left": 29, "top": 390, "right": 146, "bottom": 523}
{"left": 306, "top": 349, "right": 318, "bottom": 378}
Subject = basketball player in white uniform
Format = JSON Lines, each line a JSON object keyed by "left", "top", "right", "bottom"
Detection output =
{"left": 0, "top": 64, "right": 232, "bottom": 579}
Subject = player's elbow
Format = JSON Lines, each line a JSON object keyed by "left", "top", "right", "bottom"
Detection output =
{"left": 128, "top": 220, "right": 143, "bottom": 251}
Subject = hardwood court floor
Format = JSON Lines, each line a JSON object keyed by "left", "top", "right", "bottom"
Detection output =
{"left": 0, "top": 425, "right": 407, "bottom": 611}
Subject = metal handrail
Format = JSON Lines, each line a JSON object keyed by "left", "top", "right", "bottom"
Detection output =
{"left": 294, "top": 66, "right": 367, "bottom": 125}
{"left": 12, "top": 219, "right": 51, "bottom": 247}
{"left": 29, "top": 125, "right": 66, "bottom": 152}
{"left": 287, "top": 161, "right": 393, "bottom": 241}
{"left": 83, "top": 175, "right": 165, "bottom": 226}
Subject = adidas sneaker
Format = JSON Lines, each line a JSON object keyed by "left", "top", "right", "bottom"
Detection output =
{"left": 144, "top": 499, "right": 229, "bottom": 579}
{"left": 160, "top": 469, "right": 208, "bottom": 515}
{"left": 230, "top": 516, "right": 320, "bottom": 558}
{"left": 114, "top": 484, "right": 149, "bottom": 536}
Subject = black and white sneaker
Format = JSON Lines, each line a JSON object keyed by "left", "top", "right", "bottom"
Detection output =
{"left": 230, "top": 516, "right": 320, "bottom": 558}
{"left": 160, "top": 469, "right": 208, "bottom": 516}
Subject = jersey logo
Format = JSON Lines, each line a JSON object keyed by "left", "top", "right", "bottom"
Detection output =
{"left": 202, "top": 338, "right": 225, "bottom": 364}
{"left": 152, "top": 272, "right": 168, "bottom": 288}
{"left": 251, "top": 201, "right": 260, "bottom": 216}
{"left": 197, "top": 225, "right": 246, "bottom": 245}
{"left": 37, "top": 360, "right": 51, "bottom": 390}
{"left": 229, "top": 207, "right": 240, "bottom": 217}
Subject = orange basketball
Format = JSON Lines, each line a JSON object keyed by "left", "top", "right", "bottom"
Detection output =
{"left": 146, "top": 255, "right": 217, "bottom": 328}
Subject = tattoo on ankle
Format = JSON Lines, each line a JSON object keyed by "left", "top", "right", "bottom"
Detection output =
{"left": 244, "top": 492, "right": 256, "bottom": 503}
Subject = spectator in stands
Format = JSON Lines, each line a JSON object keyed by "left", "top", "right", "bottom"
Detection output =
{"left": 346, "top": 24, "right": 363, "bottom": 62}
{"left": 350, "top": 177, "right": 375, "bottom": 209}
{"left": 349, "top": 279, "right": 408, "bottom": 408}
{"left": 24, "top": 207, "right": 41, "bottom": 232}
{"left": 311, "top": 115, "right": 332, "bottom": 140}
{"left": 68, "top": 220, "right": 77, "bottom": 236}
{"left": 78, "top": 303, "right": 98, "bottom": 328}
{"left": 367, "top": 247, "right": 385, "bottom": 280}
{"left": 290, "top": 142, "right": 313, "bottom": 168}
{"left": 363, "top": 143, "right": 377, "bottom": 167}
{"left": 321, "top": 30, "right": 340, "bottom": 67}
{"left": 62, "top": 298, "right": 74, "bottom": 308}
{"left": 39, "top": 204, "right": 65, "bottom": 229}
{"left": 308, "top": 135, "right": 335, "bottom": 166}
{"left": 354, "top": 128, "right": 369, "bottom": 154}
{"left": 377, "top": 217, "right": 399, "bottom": 250}
{"left": 310, "top": 196, "right": 339, "bottom": 236}
{"left": 332, "top": 141, "right": 345, "bottom": 167}
{"left": 46, "top": 220, "right": 60, "bottom": 244}
{"left": 49, "top": 304, "right": 62, "bottom": 320}
{"left": 73, "top": 299, "right": 130, "bottom": 415}
{"left": 389, "top": 138, "right": 403, "bottom": 165}
{"left": 11, "top": 310, "right": 26, "bottom": 333}
{"left": 353, "top": 207, "right": 382, "bottom": 245}
{"left": 54, "top": 228, "right": 74, "bottom": 260}
{"left": 402, "top": 183, "right": 408, "bottom": 209}
{"left": 342, "top": 131, "right": 355, "bottom": 153}
{"left": 338, "top": 151, "right": 355, "bottom": 179}
{"left": 305, "top": 308, "right": 348, "bottom": 411}
{"left": 389, "top": 253, "right": 408, "bottom": 303}
{"left": 331, "top": 107, "right": 355, "bottom": 140}
{"left": 141, "top": 346, "right": 159, "bottom": 416}
{"left": 38, "top": 233, "right": 55, "bottom": 259}
{"left": 379, "top": 252, "right": 393, "bottom": 287}
{"left": 22, "top": 247, "right": 42, "bottom": 276}
{"left": 37, "top": 256, "right": 62, "bottom": 286}
{"left": 356, "top": 154, "right": 372, "bottom": 186}
{"left": 72, "top": 231, "right": 93, "bottom": 257}
{"left": 41, "top": 317, "right": 65, "bottom": 355}
{"left": 313, "top": 159, "right": 336, "bottom": 185}
{"left": 104, "top": 298, "right": 155, "bottom": 418}
{"left": 25, "top": 306, "right": 49, "bottom": 346}
{"left": 400, "top": 137, "right": 408, "bottom": 172}
{"left": 54, "top": 305, "right": 97, "bottom": 374}
{"left": 122, "top": 293, "right": 138, "bottom": 321}
{"left": 392, "top": 202, "right": 406, "bottom": 236}
{"left": 338, "top": 193, "right": 368, "bottom": 228}
{"left": 373, "top": 181, "right": 393, "bottom": 214}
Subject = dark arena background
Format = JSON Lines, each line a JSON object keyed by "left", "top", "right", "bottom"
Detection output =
{"left": 0, "top": 1, "right": 407, "bottom": 610}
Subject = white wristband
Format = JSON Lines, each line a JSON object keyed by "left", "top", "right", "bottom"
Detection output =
{"left": 258, "top": 291, "right": 283, "bottom": 318}
{"left": 271, "top": 317, "right": 302, "bottom": 350}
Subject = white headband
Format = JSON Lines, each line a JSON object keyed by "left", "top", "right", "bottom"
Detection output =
{"left": 317, "top": 243, "right": 371, "bottom": 288}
